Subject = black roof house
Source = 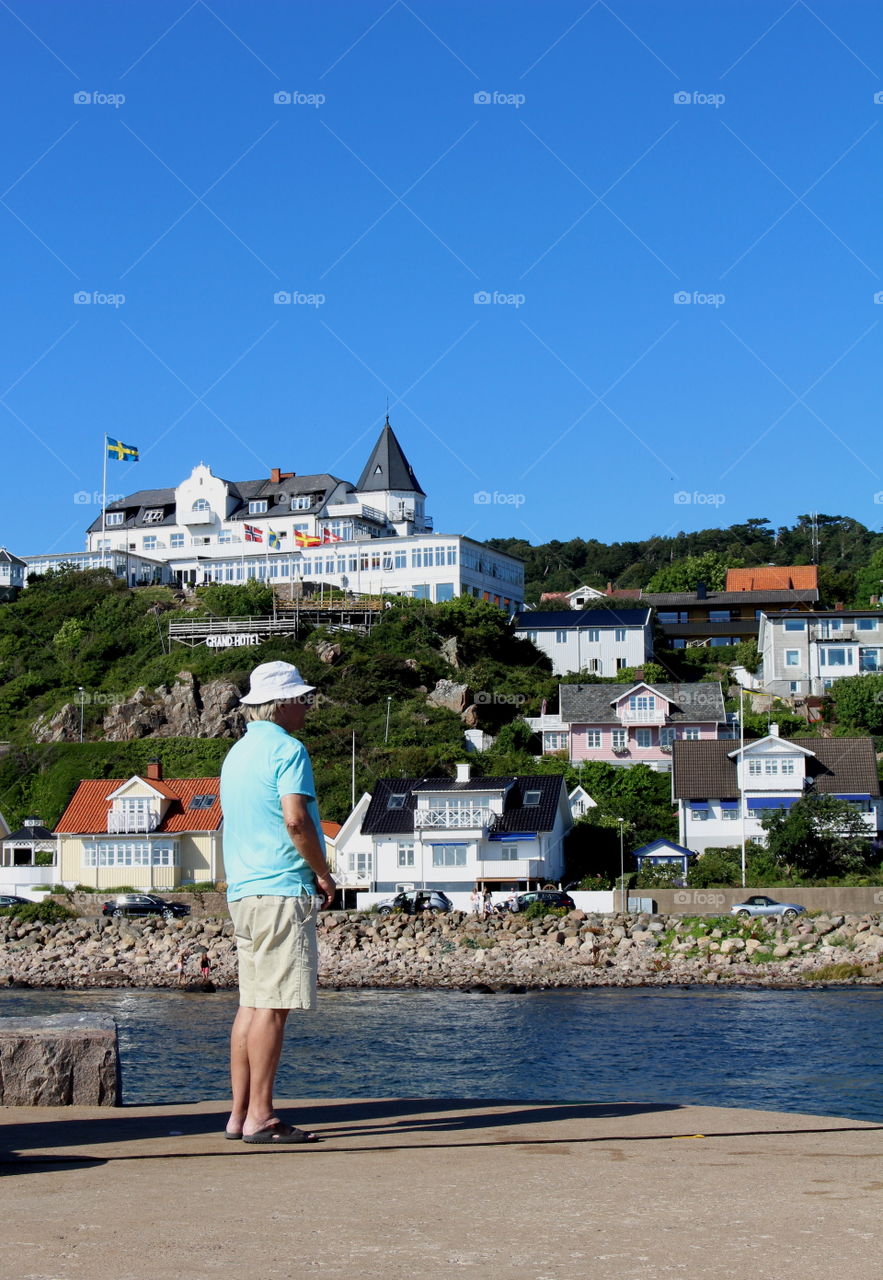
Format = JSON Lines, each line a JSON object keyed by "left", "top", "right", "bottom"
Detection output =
{"left": 356, "top": 418, "right": 425, "bottom": 496}
{"left": 361, "top": 775, "right": 566, "bottom": 837}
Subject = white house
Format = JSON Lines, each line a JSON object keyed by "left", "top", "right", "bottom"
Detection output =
{"left": 0, "top": 818, "right": 58, "bottom": 898}
{"left": 0, "top": 548, "right": 26, "bottom": 600}
{"left": 330, "top": 792, "right": 375, "bottom": 907}
{"left": 59, "top": 420, "right": 524, "bottom": 611}
{"left": 758, "top": 609, "right": 883, "bottom": 697}
{"left": 355, "top": 762, "right": 573, "bottom": 903}
{"left": 672, "top": 731, "right": 881, "bottom": 854}
{"left": 567, "top": 785, "right": 595, "bottom": 819}
{"left": 514, "top": 608, "right": 653, "bottom": 677}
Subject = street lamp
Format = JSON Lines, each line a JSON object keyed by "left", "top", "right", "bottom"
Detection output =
{"left": 384, "top": 695, "right": 392, "bottom": 744}
{"left": 617, "top": 817, "right": 626, "bottom": 913}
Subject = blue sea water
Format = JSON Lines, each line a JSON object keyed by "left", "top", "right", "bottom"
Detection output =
{"left": 3, "top": 985, "right": 882, "bottom": 1122}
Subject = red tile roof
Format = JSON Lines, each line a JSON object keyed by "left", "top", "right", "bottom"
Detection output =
{"left": 725, "top": 566, "right": 818, "bottom": 592}
{"left": 321, "top": 821, "right": 342, "bottom": 839}
{"left": 55, "top": 777, "right": 222, "bottom": 834}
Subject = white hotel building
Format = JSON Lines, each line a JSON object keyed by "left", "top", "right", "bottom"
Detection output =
{"left": 73, "top": 422, "right": 524, "bottom": 610}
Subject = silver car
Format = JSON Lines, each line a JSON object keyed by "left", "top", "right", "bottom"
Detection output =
{"left": 731, "top": 895, "right": 805, "bottom": 922}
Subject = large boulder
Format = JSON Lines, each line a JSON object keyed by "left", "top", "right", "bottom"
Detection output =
{"left": 101, "top": 687, "right": 167, "bottom": 741}
{"left": 154, "top": 671, "right": 202, "bottom": 738}
{"left": 0, "top": 1013, "right": 120, "bottom": 1105}
{"left": 31, "top": 703, "right": 81, "bottom": 743}
{"left": 199, "top": 679, "right": 244, "bottom": 737}
{"left": 427, "top": 679, "right": 472, "bottom": 714}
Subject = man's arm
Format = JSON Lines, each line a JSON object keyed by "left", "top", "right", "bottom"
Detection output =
{"left": 281, "top": 793, "right": 336, "bottom": 907}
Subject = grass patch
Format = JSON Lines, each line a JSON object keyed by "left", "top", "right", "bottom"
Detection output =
{"left": 806, "top": 962, "right": 865, "bottom": 981}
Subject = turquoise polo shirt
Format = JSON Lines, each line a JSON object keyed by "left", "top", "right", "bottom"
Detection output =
{"left": 220, "top": 720, "right": 326, "bottom": 902}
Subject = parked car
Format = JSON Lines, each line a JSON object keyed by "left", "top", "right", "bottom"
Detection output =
{"left": 0, "top": 894, "right": 32, "bottom": 909}
{"left": 506, "top": 890, "right": 575, "bottom": 913}
{"left": 377, "top": 890, "right": 453, "bottom": 915}
{"left": 730, "top": 895, "right": 805, "bottom": 922}
{"left": 101, "top": 893, "right": 191, "bottom": 921}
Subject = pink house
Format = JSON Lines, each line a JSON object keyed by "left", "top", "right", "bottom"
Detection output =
{"left": 528, "top": 682, "right": 731, "bottom": 772}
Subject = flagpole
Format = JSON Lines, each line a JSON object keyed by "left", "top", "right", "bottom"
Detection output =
{"left": 101, "top": 434, "right": 108, "bottom": 570}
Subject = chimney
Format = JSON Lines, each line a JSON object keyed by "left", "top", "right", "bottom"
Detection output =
{"left": 696, "top": 582, "right": 707, "bottom": 600}
{"left": 455, "top": 762, "right": 472, "bottom": 783}
{"left": 835, "top": 602, "right": 844, "bottom": 611}
{"left": 871, "top": 595, "right": 879, "bottom": 606}
{"left": 269, "top": 468, "right": 295, "bottom": 485}
{"left": 146, "top": 759, "right": 163, "bottom": 781}
{"left": 769, "top": 723, "right": 779, "bottom": 737}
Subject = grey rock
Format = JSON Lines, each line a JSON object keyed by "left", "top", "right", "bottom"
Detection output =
{"left": 0, "top": 1013, "right": 120, "bottom": 1105}
{"left": 427, "top": 679, "right": 472, "bottom": 714}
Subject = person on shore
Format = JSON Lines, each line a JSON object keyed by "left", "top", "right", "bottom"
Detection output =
{"left": 199, "top": 950, "right": 211, "bottom": 983}
{"left": 220, "top": 661, "right": 336, "bottom": 1145}
{"left": 470, "top": 886, "right": 482, "bottom": 915}
{"left": 176, "top": 951, "right": 187, "bottom": 986}
{"left": 483, "top": 888, "right": 494, "bottom": 917}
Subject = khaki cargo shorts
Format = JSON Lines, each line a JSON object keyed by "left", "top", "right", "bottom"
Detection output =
{"left": 229, "top": 894, "right": 318, "bottom": 1010}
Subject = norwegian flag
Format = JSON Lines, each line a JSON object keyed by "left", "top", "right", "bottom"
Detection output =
{"left": 244, "top": 524, "right": 263, "bottom": 543}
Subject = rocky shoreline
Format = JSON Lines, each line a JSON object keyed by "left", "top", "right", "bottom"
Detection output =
{"left": 3, "top": 908, "right": 883, "bottom": 991}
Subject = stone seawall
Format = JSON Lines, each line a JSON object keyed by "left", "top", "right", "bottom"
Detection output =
{"left": 4, "top": 909, "right": 883, "bottom": 989}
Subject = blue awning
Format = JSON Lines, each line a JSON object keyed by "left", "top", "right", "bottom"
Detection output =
{"left": 488, "top": 832, "right": 537, "bottom": 841}
{"left": 688, "top": 800, "right": 709, "bottom": 810}
{"left": 747, "top": 797, "right": 798, "bottom": 810}
{"left": 720, "top": 800, "right": 739, "bottom": 810}
{"left": 834, "top": 794, "right": 870, "bottom": 802}
{"left": 427, "top": 841, "right": 468, "bottom": 846}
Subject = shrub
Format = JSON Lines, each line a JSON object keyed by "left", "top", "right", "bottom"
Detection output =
{"left": 522, "top": 902, "right": 568, "bottom": 920}
{"left": 0, "top": 899, "right": 75, "bottom": 923}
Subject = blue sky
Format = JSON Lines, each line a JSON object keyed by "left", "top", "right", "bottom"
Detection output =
{"left": 1, "top": 0, "right": 881, "bottom": 557}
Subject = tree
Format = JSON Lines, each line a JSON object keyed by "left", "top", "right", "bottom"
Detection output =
{"left": 853, "top": 548, "right": 883, "bottom": 608}
{"left": 645, "top": 551, "right": 734, "bottom": 593}
{"left": 760, "top": 792, "right": 873, "bottom": 880}
{"left": 827, "top": 674, "right": 883, "bottom": 733}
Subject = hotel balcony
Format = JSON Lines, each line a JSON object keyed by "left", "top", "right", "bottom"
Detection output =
{"left": 414, "top": 808, "right": 492, "bottom": 830}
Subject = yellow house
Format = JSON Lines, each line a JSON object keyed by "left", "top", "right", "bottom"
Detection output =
{"left": 55, "top": 760, "right": 223, "bottom": 891}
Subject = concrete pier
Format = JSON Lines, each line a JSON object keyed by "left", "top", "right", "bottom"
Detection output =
{"left": 1, "top": 1098, "right": 880, "bottom": 1280}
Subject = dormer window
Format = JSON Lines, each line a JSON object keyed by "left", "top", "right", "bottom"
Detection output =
{"left": 290, "top": 496, "right": 311, "bottom": 511}
{"left": 249, "top": 500, "right": 268, "bottom": 515}
{"left": 523, "top": 789, "right": 541, "bottom": 805}
{"left": 106, "top": 511, "right": 124, "bottom": 526}
{"left": 143, "top": 508, "right": 165, "bottom": 523}
{"left": 387, "top": 793, "right": 407, "bottom": 809}
{"left": 629, "top": 695, "right": 654, "bottom": 711}
{"left": 191, "top": 499, "right": 210, "bottom": 513}
{"left": 189, "top": 794, "right": 216, "bottom": 810}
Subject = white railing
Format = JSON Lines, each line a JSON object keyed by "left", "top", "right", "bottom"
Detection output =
{"left": 107, "top": 811, "right": 161, "bottom": 834}
{"left": 474, "top": 858, "right": 542, "bottom": 878}
{"left": 618, "top": 710, "right": 667, "bottom": 724}
{"left": 414, "top": 808, "right": 491, "bottom": 829}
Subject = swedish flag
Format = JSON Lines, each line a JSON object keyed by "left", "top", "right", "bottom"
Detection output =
{"left": 107, "top": 437, "right": 139, "bottom": 462}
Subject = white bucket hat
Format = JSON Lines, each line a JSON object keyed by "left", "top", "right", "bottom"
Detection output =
{"left": 240, "top": 661, "right": 315, "bottom": 705}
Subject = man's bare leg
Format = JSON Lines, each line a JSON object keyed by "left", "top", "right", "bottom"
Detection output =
{"left": 230, "top": 1007, "right": 290, "bottom": 1136}
{"left": 227, "top": 1005, "right": 254, "bottom": 1135}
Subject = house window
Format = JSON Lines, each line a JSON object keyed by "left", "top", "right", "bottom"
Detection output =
{"left": 789, "top": 680, "right": 800, "bottom": 692}
{"left": 348, "top": 851, "right": 372, "bottom": 876}
{"left": 721, "top": 806, "right": 738, "bottom": 821}
{"left": 544, "top": 732, "right": 568, "bottom": 751}
{"left": 585, "top": 628, "right": 600, "bottom": 642}
{"left": 658, "top": 611, "right": 689, "bottom": 624}
{"left": 659, "top": 727, "right": 676, "bottom": 746}
{"left": 820, "top": 648, "right": 848, "bottom": 666}
{"left": 106, "top": 512, "right": 124, "bottom": 526}
{"left": 499, "top": 845, "right": 518, "bottom": 861}
{"left": 525, "top": 630, "right": 538, "bottom": 643}
{"left": 523, "top": 790, "right": 541, "bottom": 805}
{"left": 629, "top": 695, "right": 653, "bottom": 711}
{"left": 785, "top": 650, "right": 800, "bottom": 666}
{"left": 784, "top": 618, "right": 805, "bottom": 631}
{"left": 431, "top": 844, "right": 467, "bottom": 867}
{"left": 708, "top": 610, "right": 731, "bottom": 622}
{"left": 856, "top": 618, "right": 878, "bottom": 630}
{"left": 83, "top": 841, "right": 176, "bottom": 867}
{"left": 748, "top": 759, "right": 763, "bottom": 776}
{"left": 191, "top": 499, "right": 210, "bottom": 513}
{"left": 683, "top": 728, "right": 700, "bottom": 741}
{"left": 387, "top": 794, "right": 407, "bottom": 809}
{"left": 394, "top": 551, "right": 406, "bottom": 569}
{"left": 780, "top": 759, "right": 796, "bottom": 775}
{"left": 586, "top": 730, "right": 602, "bottom": 749}
{"left": 170, "top": 533, "right": 184, "bottom": 548}
{"left": 143, "top": 508, "right": 165, "bottom": 524}
{"left": 688, "top": 804, "right": 710, "bottom": 822}
{"left": 555, "top": 630, "right": 567, "bottom": 644}
{"left": 635, "top": 729, "right": 653, "bottom": 748}
{"left": 616, "top": 658, "right": 627, "bottom": 670}
{"left": 397, "top": 842, "right": 415, "bottom": 868}
{"left": 290, "top": 496, "right": 311, "bottom": 510}
{"left": 611, "top": 729, "right": 627, "bottom": 750}
{"left": 614, "top": 628, "right": 627, "bottom": 642}
{"left": 143, "top": 536, "right": 157, "bottom": 551}
{"left": 587, "top": 658, "right": 600, "bottom": 672}
{"left": 249, "top": 500, "right": 268, "bottom": 515}
{"left": 436, "top": 583, "right": 455, "bottom": 602}
{"left": 860, "top": 648, "right": 880, "bottom": 672}
{"left": 764, "top": 759, "right": 779, "bottom": 775}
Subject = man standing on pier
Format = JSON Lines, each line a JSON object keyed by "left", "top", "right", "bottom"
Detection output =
{"left": 220, "top": 660, "right": 336, "bottom": 1144}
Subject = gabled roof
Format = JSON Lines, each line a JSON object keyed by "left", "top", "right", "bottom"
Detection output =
{"left": 671, "top": 738, "right": 880, "bottom": 799}
{"left": 726, "top": 566, "right": 818, "bottom": 592}
{"left": 3, "top": 824, "right": 56, "bottom": 842}
{"left": 559, "top": 681, "right": 726, "bottom": 725}
{"left": 515, "top": 608, "right": 652, "bottom": 629}
{"left": 0, "top": 547, "right": 26, "bottom": 566}
{"left": 642, "top": 588, "right": 818, "bottom": 607}
{"left": 361, "top": 775, "right": 565, "bottom": 836}
{"left": 55, "top": 777, "right": 222, "bottom": 834}
{"left": 356, "top": 419, "right": 425, "bottom": 496}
